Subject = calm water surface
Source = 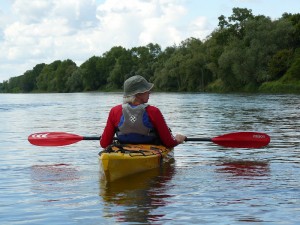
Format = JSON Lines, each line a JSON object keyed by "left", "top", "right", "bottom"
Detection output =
{"left": 0, "top": 93, "right": 299, "bottom": 224}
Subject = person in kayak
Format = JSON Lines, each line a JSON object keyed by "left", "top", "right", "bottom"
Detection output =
{"left": 100, "top": 75, "right": 186, "bottom": 148}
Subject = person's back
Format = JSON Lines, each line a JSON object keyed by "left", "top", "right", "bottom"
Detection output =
{"left": 100, "top": 75, "right": 186, "bottom": 148}
{"left": 116, "top": 103, "right": 159, "bottom": 144}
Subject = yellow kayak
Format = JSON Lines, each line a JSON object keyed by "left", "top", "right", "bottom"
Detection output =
{"left": 99, "top": 143, "right": 174, "bottom": 182}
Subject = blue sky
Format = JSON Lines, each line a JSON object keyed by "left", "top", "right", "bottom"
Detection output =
{"left": 0, "top": 0, "right": 299, "bottom": 82}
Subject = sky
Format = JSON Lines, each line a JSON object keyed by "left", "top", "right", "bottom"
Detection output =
{"left": 0, "top": 0, "right": 299, "bottom": 82}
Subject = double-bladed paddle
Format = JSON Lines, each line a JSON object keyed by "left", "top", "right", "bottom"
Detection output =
{"left": 28, "top": 131, "right": 270, "bottom": 148}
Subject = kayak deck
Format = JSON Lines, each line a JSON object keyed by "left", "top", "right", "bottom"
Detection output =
{"left": 99, "top": 143, "right": 174, "bottom": 182}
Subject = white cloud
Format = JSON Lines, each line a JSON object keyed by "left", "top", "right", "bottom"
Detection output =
{"left": 0, "top": 0, "right": 214, "bottom": 81}
{"left": 95, "top": 0, "right": 189, "bottom": 47}
{"left": 12, "top": 0, "right": 53, "bottom": 23}
{"left": 188, "top": 16, "right": 212, "bottom": 40}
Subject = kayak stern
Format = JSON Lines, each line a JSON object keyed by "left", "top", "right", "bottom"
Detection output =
{"left": 99, "top": 144, "right": 173, "bottom": 182}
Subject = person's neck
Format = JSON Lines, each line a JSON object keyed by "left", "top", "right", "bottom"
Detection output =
{"left": 131, "top": 100, "right": 143, "bottom": 106}
{"left": 131, "top": 102, "right": 141, "bottom": 106}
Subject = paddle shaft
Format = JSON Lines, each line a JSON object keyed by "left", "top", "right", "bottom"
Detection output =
{"left": 185, "top": 137, "right": 211, "bottom": 142}
{"left": 83, "top": 136, "right": 100, "bottom": 140}
{"left": 83, "top": 136, "right": 211, "bottom": 141}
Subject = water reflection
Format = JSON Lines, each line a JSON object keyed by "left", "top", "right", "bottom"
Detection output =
{"left": 31, "top": 164, "right": 79, "bottom": 182}
{"left": 30, "top": 164, "right": 80, "bottom": 202}
{"left": 215, "top": 159, "right": 270, "bottom": 179}
{"left": 99, "top": 161, "right": 175, "bottom": 224}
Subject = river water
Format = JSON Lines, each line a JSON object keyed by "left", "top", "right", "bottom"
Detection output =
{"left": 0, "top": 92, "right": 299, "bottom": 224}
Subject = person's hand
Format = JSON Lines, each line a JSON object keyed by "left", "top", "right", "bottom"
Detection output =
{"left": 175, "top": 134, "right": 186, "bottom": 144}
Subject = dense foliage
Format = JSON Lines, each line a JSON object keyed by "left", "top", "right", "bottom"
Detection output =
{"left": 1, "top": 8, "right": 299, "bottom": 93}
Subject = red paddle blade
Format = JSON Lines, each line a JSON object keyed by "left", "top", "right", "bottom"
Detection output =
{"left": 212, "top": 132, "right": 270, "bottom": 148}
{"left": 28, "top": 132, "right": 83, "bottom": 146}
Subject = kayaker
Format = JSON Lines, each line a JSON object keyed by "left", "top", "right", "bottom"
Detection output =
{"left": 100, "top": 75, "right": 186, "bottom": 148}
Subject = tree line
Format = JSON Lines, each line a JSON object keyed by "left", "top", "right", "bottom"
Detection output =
{"left": 1, "top": 8, "right": 300, "bottom": 94}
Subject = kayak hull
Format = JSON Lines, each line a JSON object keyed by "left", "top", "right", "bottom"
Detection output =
{"left": 99, "top": 144, "right": 174, "bottom": 182}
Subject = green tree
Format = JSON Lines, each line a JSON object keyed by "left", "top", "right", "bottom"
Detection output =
{"left": 66, "top": 68, "right": 84, "bottom": 92}
{"left": 218, "top": 7, "right": 254, "bottom": 39}
{"left": 130, "top": 43, "right": 162, "bottom": 80}
{"left": 154, "top": 38, "right": 211, "bottom": 91}
{"left": 268, "top": 49, "right": 294, "bottom": 81}
{"left": 105, "top": 46, "right": 133, "bottom": 89}
{"left": 243, "top": 15, "right": 294, "bottom": 83}
{"left": 280, "top": 48, "right": 300, "bottom": 82}
{"left": 54, "top": 59, "right": 77, "bottom": 92}
{"left": 21, "top": 63, "right": 45, "bottom": 92}
{"left": 80, "top": 56, "right": 102, "bottom": 91}
{"left": 282, "top": 13, "right": 300, "bottom": 48}
{"left": 36, "top": 60, "right": 61, "bottom": 91}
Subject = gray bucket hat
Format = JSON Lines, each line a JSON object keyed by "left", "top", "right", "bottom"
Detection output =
{"left": 123, "top": 75, "right": 154, "bottom": 97}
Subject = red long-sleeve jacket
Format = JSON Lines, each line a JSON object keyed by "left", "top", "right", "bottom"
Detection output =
{"left": 100, "top": 104, "right": 178, "bottom": 148}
